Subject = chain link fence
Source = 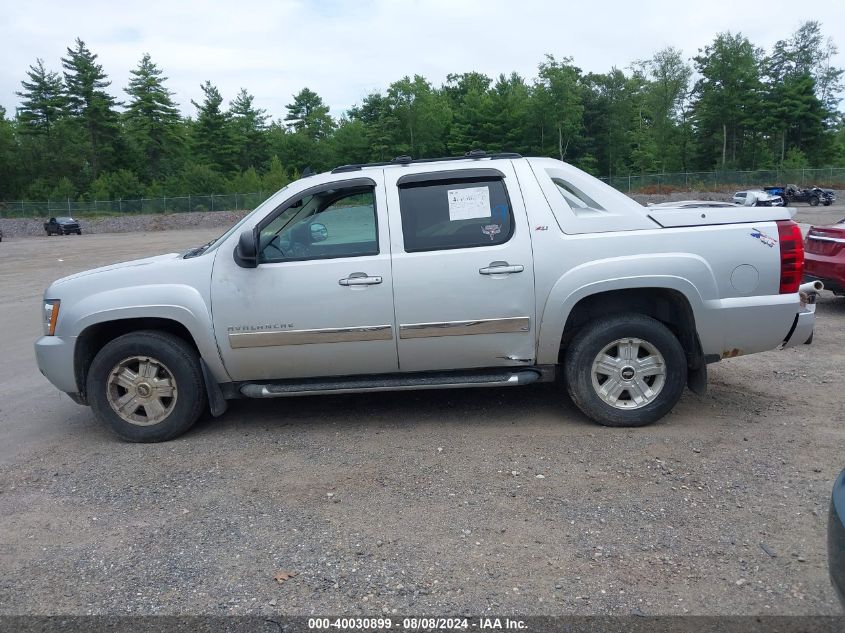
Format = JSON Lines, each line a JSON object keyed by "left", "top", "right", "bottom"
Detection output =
{"left": 2, "top": 168, "right": 845, "bottom": 218}
{"left": 602, "top": 167, "right": 845, "bottom": 193}
{"left": 0, "top": 192, "right": 271, "bottom": 218}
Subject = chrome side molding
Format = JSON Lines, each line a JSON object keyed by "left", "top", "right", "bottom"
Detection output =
{"left": 399, "top": 317, "right": 530, "bottom": 339}
{"left": 228, "top": 325, "right": 393, "bottom": 349}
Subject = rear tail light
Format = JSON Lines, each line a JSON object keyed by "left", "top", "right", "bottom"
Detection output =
{"left": 776, "top": 220, "right": 804, "bottom": 294}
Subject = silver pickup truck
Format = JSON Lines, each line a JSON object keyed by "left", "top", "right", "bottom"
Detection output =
{"left": 35, "top": 153, "right": 817, "bottom": 442}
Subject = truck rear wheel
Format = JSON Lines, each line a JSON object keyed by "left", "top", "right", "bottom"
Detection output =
{"left": 563, "top": 313, "right": 686, "bottom": 427}
{"left": 86, "top": 330, "right": 206, "bottom": 442}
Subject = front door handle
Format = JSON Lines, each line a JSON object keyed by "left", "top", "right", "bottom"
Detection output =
{"left": 479, "top": 261, "right": 524, "bottom": 275}
{"left": 339, "top": 272, "right": 383, "bottom": 286}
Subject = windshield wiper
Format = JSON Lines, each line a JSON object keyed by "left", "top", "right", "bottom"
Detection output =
{"left": 183, "top": 240, "right": 214, "bottom": 259}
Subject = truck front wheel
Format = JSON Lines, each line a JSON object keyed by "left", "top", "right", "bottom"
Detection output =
{"left": 563, "top": 313, "right": 687, "bottom": 427}
{"left": 86, "top": 330, "right": 206, "bottom": 442}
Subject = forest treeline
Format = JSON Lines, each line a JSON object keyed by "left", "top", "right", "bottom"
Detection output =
{"left": 1, "top": 20, "right": 843, "bottom": 202}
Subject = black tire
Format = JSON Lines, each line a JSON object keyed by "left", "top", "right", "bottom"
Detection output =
{"left": 563, "top": 313, "right": 687, "bottom": 427}
{"left": 809, "top": 196, "right": 819, "bottom": 207}
{"left": 45, "top": 229, "right": 52, "bottom": 236}
{"left": 86, "top": 330, "right": 206, "bottom": 442}
{"left": 76, "top": 230, "right": 82, "bottom": 235}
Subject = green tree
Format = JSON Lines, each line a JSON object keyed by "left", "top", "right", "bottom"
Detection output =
{"left": 769, "top": 20, "right": 843, "bottom": 114}
{"left": 49, "top": 176, "right": 77, "bottom": 201}
{"left": 229, "top": 88, "right": 269, "bottom": 171}
{"left": 191, "top": 81, "right": 237, "bottom": 173}
{"left": 124, "top": 53, "right": 181, "bottom": 181}
{"left": 348, "top": 92, "right": 395, "bottom": 161}
{"left": 531, "top": 56, "right": 584, "bottom": 161}
{"left": 326, "top": 117, "right": 370, "bottom": 166}
{"left": 15, "top": 59, "right": 67, "bottom": 137}
{"left": 763, "top": 21, "right": 840, "bottom": 164}
{"left": 62, "top": 38, "right": 122, "bottom": 178}
{"left": 581, "top": 69, "right": 639, "bottom": 177}
{"left": 781, "top": 146, "right": 810, "bottom": 168}
{"left": 284, "top": 87, "right": 334, "bottom": 140}
{"left": 691, "top": 32, "right": 764, "bottom": 169}
{"left": 634, "top": 47, "right": 692, "bottom": 171}
{"left": 15, "top": 57, "right": 82, "bottom": 192}
{"left": 262, "top": 154, "right": 290, "bottom": 192}
{"left": 487, "top": 73, "right": 532, "bottom": 154}
{"left": 88, "top": 170, "right": 145, "bottom": 201}
{"left": 385, "top": 75, "right": 450, "bottom": 157}
{"left": 0, "top": 107, "right": 21, "bottom": 198}
{"left": 445, "top": 72, "right": 493, "bottom": 153}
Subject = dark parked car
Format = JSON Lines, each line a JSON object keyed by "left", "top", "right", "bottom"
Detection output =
{"left": 44, "top": 217, "right": 81, "bottom": 236}
{"left": 830, "top": 468, "right": 845, "bottom": 608}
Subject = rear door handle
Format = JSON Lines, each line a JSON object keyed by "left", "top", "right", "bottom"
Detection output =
{"left": 479, "top": 261, "right": 524, "bottom": 275}
{"left": 339, "top": 272, "right": 383, "bottom": 286}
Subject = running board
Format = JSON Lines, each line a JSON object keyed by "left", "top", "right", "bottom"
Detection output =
{"left": 239, "top": 369, "right": 542, "bottom": 398}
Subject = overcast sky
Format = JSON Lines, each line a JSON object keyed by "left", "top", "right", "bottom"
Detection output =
{"left": 2, "top": 0, "right": 843, "bottom": 120}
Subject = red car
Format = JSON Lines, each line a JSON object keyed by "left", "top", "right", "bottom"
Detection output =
{"left": 804, "top": 219, "right": 845, "bottom": 295}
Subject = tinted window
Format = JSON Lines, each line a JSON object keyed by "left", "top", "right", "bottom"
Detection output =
{"left": 258, "top": 188, "right": 377, "bottom": 263}
{"left": 398, "top": 179, "right": 513, "bottom": 252}
{"left": 549, "top": 177, "right": 604, "bottom": 211}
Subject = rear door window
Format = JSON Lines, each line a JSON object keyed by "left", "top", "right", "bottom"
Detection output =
{"left": 398, "top": 179, "right": 513, "bottom": 252}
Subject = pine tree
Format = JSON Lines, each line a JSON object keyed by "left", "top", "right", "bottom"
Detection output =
{"left": 61, "top": 38, "right": 121, "bottom": 177}
{"left": 191, "top": 81, "right": 237, "bottom": 173}
{"left": 229, "top": 88, "right": 269, "bottom": 171}
{"left": 124, "top": 53, "right": 181, "bottom": 180}
{"left": 15, "top": 59, "right": 67, "bottom": 136}
{"left": 284, "top": 88, "right": 334, "bottom": 139}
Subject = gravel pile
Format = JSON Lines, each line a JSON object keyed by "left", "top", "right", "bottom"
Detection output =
{"left": 630, "top": 191, "right": 735, "bottom": 205}
{"left": 0, "top": 210, "right": 249, "bottom": 238}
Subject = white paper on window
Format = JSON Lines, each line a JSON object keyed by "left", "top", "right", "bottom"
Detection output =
{"left": 447, "top": 186, "right": 491, "bottom": 221}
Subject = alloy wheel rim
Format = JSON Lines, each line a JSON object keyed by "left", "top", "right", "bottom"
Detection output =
{"left": 590, "top": 338, "right": 667, "bottom": 409}
{"left": 106, "top": 356, "right": 178, "bottom": 426}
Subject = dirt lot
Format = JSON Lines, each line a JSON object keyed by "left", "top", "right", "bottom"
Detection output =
{"left": 0, "top": 221, "right": 843, "bottom": 616}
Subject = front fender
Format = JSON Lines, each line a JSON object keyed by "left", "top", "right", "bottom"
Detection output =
{"left": 62, "top": 284, "right": 230, "bottom": 382}
{"left": 536, "top": 254, "right": 717, "bottom": 364}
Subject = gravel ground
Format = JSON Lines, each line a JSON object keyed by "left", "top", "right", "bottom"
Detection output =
{"left": 0, "top": 227, "right": 843, "bottom": 616}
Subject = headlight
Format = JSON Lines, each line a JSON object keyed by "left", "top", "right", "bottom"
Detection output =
{"left": 43, "top": 300, "right": 60, "bottom": 336}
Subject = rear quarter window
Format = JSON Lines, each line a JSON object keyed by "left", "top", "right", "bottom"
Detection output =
{"left": 398, "top": 179, "right": 514, "bottom": 252}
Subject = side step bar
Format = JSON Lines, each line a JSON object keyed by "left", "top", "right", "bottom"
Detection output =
{"left": 239, "top": 369, "right": 542, "bottom": 399}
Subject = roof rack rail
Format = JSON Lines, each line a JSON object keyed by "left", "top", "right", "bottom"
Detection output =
{"left": 330, "top": 151, "right": 522, "bottom": 174}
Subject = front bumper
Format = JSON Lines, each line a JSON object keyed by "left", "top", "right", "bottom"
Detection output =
{"left": 829, "top": 469, "right": 845, "bottom": 609}
{"left": 34, "top": 335, "right": 79, "bottom": 395}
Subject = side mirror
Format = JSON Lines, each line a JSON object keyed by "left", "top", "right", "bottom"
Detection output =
{"left": 309, "top": 222, "right": 328, "bottom": 243}
{"left": 234, "top": 229, "right": 258, "bottom": 268}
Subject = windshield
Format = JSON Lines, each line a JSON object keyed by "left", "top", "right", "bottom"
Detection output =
{"left": 56, "top": 216, "right": 74, "bottom": 222}
{"left": 188, "top": 185, "right": 291, "bottom": 257}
